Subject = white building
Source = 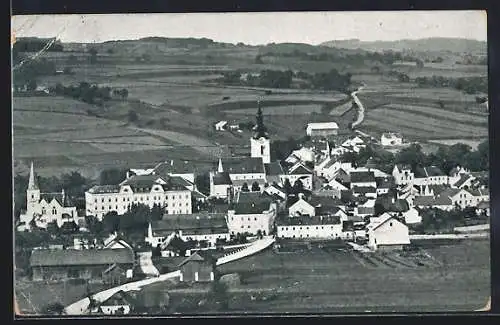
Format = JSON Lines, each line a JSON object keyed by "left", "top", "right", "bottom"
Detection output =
{"left": 276, "top": 215, "right": 344, "bottom": 240}
{"left": 282, "top": 162, "right": 314, "bottom": 191}
{"left": 381, "top": 132, "right": 403, "bottom": 146}
{"left": 19, "top": 162, "right": 80, "bottom": 230}
{"left": 145, "top": 213, "right": 230, "bottom": 248}
{"left": 209, "top": 159, "right": 233, "bottom": 199}
{"left": 288, "top": 197, "right": 316, "bottom": 217}
{"left": 306, "top": 122, "right": 339, "bottom": 137}
{"left": 286, "top": 147, "right": 315, "bottom": 165}
{"left": 226, "top": 193, "right": 277, "bottom": 236}
{"left": 366, "top": 213, "right": 410, "bottom": 251}
{"left": 392, "top": 164, "right": 414, "bottom": 186}
{"left": 85, "top": 174, "right": 192, "bottom": 220}
{"left": 413, "top": 166, "right": 449, "bottom": 186}
{"left": 215, "top": 157, "right": 267, "bottom": 194}
{"left": 402, "top": 207, "right": 422, "bottom": 225}
{"left": 128, "top": 160, "right": 196, "bottom": 185}
{"left": 215, "top": 120, "right": 228, "bottom": 131}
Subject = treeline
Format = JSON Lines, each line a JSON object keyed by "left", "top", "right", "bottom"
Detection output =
{"left": 13, "top": 38, "right": 64, "bottom": 54}
{"left": 49, "top": 82, "right": 129, "bottom": 106}
{"left": 221, "top": 69, "right": 353, "bottom": 92}
{"left": 342, "top": 141, "right": 489, "bottom": 176}
{"left": 260, "top": 49, "right": 423, "bottom": 66}
{"left": 12, "top": 58, "right": 57, "bottom": 92}
{"left": 414, "top": 76, "right": 488, "bottom": 95}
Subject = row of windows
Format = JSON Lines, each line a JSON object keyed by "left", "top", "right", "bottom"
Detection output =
{"left": 95, "top": 202, "right": 190, "bottom": 210}
{"left": 280, "top": 226, "right": 338, "bottom": 231}
{"left": 94, "top": 194, "right": 189, "bottom": 203}
{"left": 281, "top": 233, "right": 340, "bottom": 238}
{"left": 230, "top": 217, "right": 258, "bottom": 221}
{"left": 41, "top": 207, "right": 58, "bottom": 215}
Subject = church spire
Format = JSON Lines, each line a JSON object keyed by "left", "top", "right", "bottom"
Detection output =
{"left": 218, "top": 158, "right": 224, "bottom": 173}
{"left": 253, "top": 99, "right": 268, "bottom": 139}
{"left": 28, "top": 161, "right": 38, "bottom": 190}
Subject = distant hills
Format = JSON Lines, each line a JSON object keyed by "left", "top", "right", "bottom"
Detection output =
{"left": 320, "top": 38, "right": 487, "bottom": 54}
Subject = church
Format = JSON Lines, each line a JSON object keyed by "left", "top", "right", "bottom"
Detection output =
{"left": 209, "top": 102, "right": 284, "bottom": 199}
{"left": 18, "top": 162, "right": 79, "bottom": 231}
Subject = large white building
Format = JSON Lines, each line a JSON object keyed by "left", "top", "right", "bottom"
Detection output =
{"left": 306, "top": 122, "right": 339, "bottom": 137}
{"left": 366, "top": 213, "right": 410, "bottom": 251}
{"left": 276, "top": 215, "right": 344, "bottom": 240}
{"left": 225, "top": 192, "right": 277, "bottom": 236}
{"left": 85, "top": 174, "right": 192, "bottom": 220}
{"left": 19, "top": 162, "right": 80, "bottom": 230}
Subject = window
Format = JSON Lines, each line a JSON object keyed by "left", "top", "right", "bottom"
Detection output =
{"left": 95, "top": 206, "right": 97, "bottom": 210}
{"left": 390, "top": 222, "right": 393, "bottom": 227}
{"left": 254, "top": 217, "right": 257, "bottom": 221}
{"left": 109, "top": 206, "right": 112, "bottom": 210}
{"left": 109, "top": 198, "right": 111, "bottom": 202}
{"left": 115, "top": 198, "right": 118, "bottom": 202}
{"left": 102, "top": 206, "right": 104, "bottom": 210}
{"left": 140, "top": 197, "right": 144, "bottom": 201}
{"left": 94, "top": 199, "right": 97, "bottom": 203}
{"left": 52, "top": 207, "right": 57, "bottom": 215}
{"left": 115, "top": 205, "right": 118, "bottom": 210}
{"left": 41, "top": 207, "right": 46, "bottom": 214}
{"left": 261, "top": 145, "right": 265, "bottom": 155}
{"left": 123, "top": 198, "right": 125, "bottom": 202}
{"left": 186, "top": 203, "right": 189, "bottom": 206}
{"left": 248, "top": 218, "right": 250, "bottom": 221}
{"left": 186, "top": 195, "right": 189, "bottom": 199}
{"left": 101, "top": 198, "right": 104, "bottom": 203}
{"left": 248, "top": 226, "right": 250, "bottom": 228}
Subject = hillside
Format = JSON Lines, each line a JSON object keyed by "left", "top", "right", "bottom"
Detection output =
{"left": 320, "top": 38, "right": 487, "bottom": 55}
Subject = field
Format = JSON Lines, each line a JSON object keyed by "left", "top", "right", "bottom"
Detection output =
{"left": 214, "top": 239, "right": 490, "bottom": 313}
{"left": 225, "top": 104, "right": 324, "bottom": 115}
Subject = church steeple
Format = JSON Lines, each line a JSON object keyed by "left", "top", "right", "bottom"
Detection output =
{"left": 28, "top": 161, "right": 39, "bottom": 190}
{"left": 253, "top": 99, "right": 269, "bottom": 139}
{"left": 218, "top": 158, "right": 224, "bottom": 173}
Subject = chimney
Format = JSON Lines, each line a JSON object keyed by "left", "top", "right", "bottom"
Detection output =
{"left": 61, "top": 189, "right": 65, "bottom": 205}
{"left": 170, "top": 160, "right": 174, "bottom": 166}
{"left": 126, "top": 171, "right": 130, "bottom": 179}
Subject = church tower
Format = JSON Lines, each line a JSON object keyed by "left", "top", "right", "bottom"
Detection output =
{"left": 250, "top": 100, "right": 271, "bottom": 164}
{"left": 26, "top": 161, "right": 40, "bottom": 215}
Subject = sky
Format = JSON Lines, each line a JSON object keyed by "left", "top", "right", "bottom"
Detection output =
{"left": 11, "top": 11, "right": 487, "bottom": 45}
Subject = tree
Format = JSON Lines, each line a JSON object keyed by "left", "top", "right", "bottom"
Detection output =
{"left": 151, "top": 203, "right": 163, "bottom": 221}
{"left": 99, "top": 168, "right": 127, "bottom": 185}
{"left": 103, "top": 211, "right": 120, "bottom": 233}
{"left": 292, "top": 179, "right": 304, "bottom": 194}
{"left": 60, "top": 221, "right": 79, "bottom": 235}
{"left": 255, "top": 55, "right": 264, "bottom": 64}
{"left": 89, "top": 48, "right": 98, "bottom": 64}
{"left": 120, "top": 88, "right": 129, "bottom": 100}
{"left": 26, "top": 79, "right": 37, "bottom": 91}
{"left": 241, "top": 183, "right": 249, "bottom": 192}
{"left": 283, "top": 178, "right": 293, "bottom": 195}
{"left": 46, "top": 221, "right": 60, "bottom": 236}
{"left": 251, "top": 182, "right": 261, "bottom": 192}
{"left": 128, "top": 110, "right": 138, "bottom": 123}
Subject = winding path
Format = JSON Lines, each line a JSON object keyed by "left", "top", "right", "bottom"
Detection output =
{"left": 351, "top": 85, "right": 366, "bottom": 129}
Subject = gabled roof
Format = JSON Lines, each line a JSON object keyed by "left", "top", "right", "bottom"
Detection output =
{"left": 307, "top": 122, "right": 339, "bottom": 130}
{"left": 100, "top": 290, "right": 139, "bottom": 307}
{"left": 439, "top": 188, "right": 463, "bottom": 199}
{"left": 222, "top": 157, "right": 265, "bottom": 174}
{"left": 233, "top": 200, "right": 273, "bottom": 215}
{"left": 414, "top": 166, "right": 446, "bottom": 178}
{"left": 264, "top": 161, "right": 285, "bottom": 176}
{"left": 468, "top": 188, "right": 489, "bottom": 197}
{"left": 453, "top": 174, "right": 474, "bottom": 188}
{"left": 39, "top": 193, "right": 65, "bottom": 206}
{"left": 178, "top": 250, "right": 216, "bottom": 267}
{"left": 289, "top": 163, "right": 313, "bottom": 175}
{"left": 88, "top": 185, "right": 121, "bottom": 194}
{"left": 376, "top": 177, "right": 394, "bottom": 189}
{"left": 310, "top": 195, "right": 344, "bottom": 208}
{"left": 30, "top": 248, "right": 134, "bottom": 267}
{"left": 350, "top": 171, "right": 376, "bottom": 183}
{"left": 213, "top": 172, "right": 232, "bottom": 185}
{"left": 367, "top": 213, "right": 400, "bottom": 231}
{"left": 394, "top": 164, "right": 411, "bottom": 173}
{"left": 151, "top": 213, "right": 227, "bottom": 232}
{"left": 352, "top": 186, "right": 377, "bottom": 194}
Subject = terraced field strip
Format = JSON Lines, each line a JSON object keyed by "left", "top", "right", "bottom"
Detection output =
{"left": 381, "top": 252, "right": 419, "bottom": 268}
{"left": 329, "top": 100, "right": 353, "bottom": 116}
{"left": 381, "top": 103, "right": 488, "bottom": 125}
{"left": 364, "top": 108, "right": 487, "bottom": 137}
{"left": 224, "top": 104, "right": 323, "bottom": 115}
{"left": 360, "top": 122, "right": 463, "bottom": 140}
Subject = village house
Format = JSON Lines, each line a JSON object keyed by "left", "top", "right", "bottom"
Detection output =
{"left": 262, "top": 161, "right": 283, "bottom": 186}
{"left": 288, "top": 196, "right": 316, "bottom": 217}
{"left": 350, "top": 171, "right": 377, "bottom": 189}
{"left": 380, "top": 132, "right": 403, "bottom": 147}
{"left": 366, "top": 213, "right": 410, "bottom": 251}
{"left": 282, "top": 162, "right": 314, "bottom": 191}
{"left": 354, "top": 198, "right": 376, "bottom": 218}
{"left": 93, "top": 290, "right": 138, "bottom": 315}
{"left": 19, "top": 162, "right": 80, "bottom": 231}
{"left": 145, "top": 213, "right": 230, "bottom": 249}
{"left": 341, "top": 136, "right": 366, "bottom": 151}
{"left": 285, "top": 147, "right": 315, "bottom": 165}
{"left": 413, "top": 195, "right": 454, "bottom": 211}
{"left": 392, "top": 164, "right": 415, "bottom": 186}
{"left": 178, "top": 250, "right": 217, "bottom": 282}
{"left": 264, "top": 183, "right": 287, "bottom": 201}
{"left": 317, "top": 160, "right": 353, "bottom": 181}
{"left": 30, "top": 248, "right": 135, "bottom": 282}
{"left": 306, "top": 122, "right": 339, "bottom": 137}
{"left": 448, "top": 165, "right": 471, "bottom": 185}
{"left": 401, "top": 207, "right": 422, "bottom": 224}
{"left": 450, "top": 173, "right": 476, "bottom": 190}
{"left": 276, "top": 215, "right": 343, "bottom": 240}
{"left": 85, "top": 174, "right": 192, "bottom": 220}
{"left": 226, "top": 192, "right": 277, "bottom": 236}
{"left": 413, "top": 166, "right": 449, "bottom": 186}
{"left": 215, "top": 120, "right": 228, "bottom": 131}
{"left": 103, "top": 233, "right": 134, "bottom": 250}
{"left": 324, "top": 178, "right": 349, "bottom": 192}
{"left": 376, "top": 177, "right": 394, "bottom": 195}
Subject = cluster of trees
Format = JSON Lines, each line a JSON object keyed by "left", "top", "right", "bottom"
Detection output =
{"left": 387, "top": 70, "right": 410, "bottom": 82}
{"left": 341, "top": 141, "right": 489, "bottom": 176}
{"left": 219, "top": 69, "right": 352, "bottom": 92}
{"left": 12, "top": 58, "right": 57, "bottom": 92}
{"left": 270, "top": 136, "right": 311, "bottom": 161}
{"left": 411, "top": 207, "right": 488, "bottom": 234}
{"left": 414, "top": 76, "right": 488, "bottom": 94}
{"left": 100, "top": 203, "right": 164, "bottom": 234}
{"left": 49, "top": 82, "right": 129, "bottom": 106}
{"left": 260, "top": 49, "right": 421, "bottom": 66}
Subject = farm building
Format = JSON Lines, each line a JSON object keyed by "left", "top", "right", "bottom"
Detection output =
{"left": 306, "top": 122, "right": 339, "bottom": 137}
{"left": 29, "top": 248, "right": 135, "bottom": 282}
{"left": 366, "top": 213, "right": 410, "bottom": 251}
{"left": 276, "top": 215, "right": 344, "bottom": 240}
{"left": 145, "top": 213, "right": 230, "bottom": 248}
{"left": 19, "top": 162, "right": 80, "bottom": 231}
{"left": 380, "top": 132, "right": 403, "bottom": 146}
{"left": 178, "top": 251, "right": 217, "bottom": 283}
